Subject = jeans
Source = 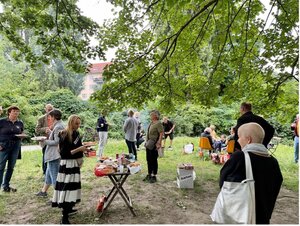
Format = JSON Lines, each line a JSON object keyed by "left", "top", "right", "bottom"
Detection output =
{"left": 0, "top": 140, "right": 21, "bottom": 189}
{"left": 98, "top": 132, "right": 108, "bottom": 158}
{"left": 45, "top": 159, "right": 60, "bottom": 186}
{"left": 125, "top": 139, "right": 137, "bottom": 160}
{"left": 294, "top": 136, "right": 299, "bottom": 163}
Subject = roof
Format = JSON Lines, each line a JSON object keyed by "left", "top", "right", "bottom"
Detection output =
{"left": 87, "top": 62, "right": 112, "bottom": 74}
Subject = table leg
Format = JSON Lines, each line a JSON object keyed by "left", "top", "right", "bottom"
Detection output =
{"left": 100, "top": 174, "right": 136, "bottom": 217}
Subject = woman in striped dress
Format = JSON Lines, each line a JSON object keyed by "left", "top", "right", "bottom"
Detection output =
{"left": 52, "top": 115, "right": 89, "bottom": 224}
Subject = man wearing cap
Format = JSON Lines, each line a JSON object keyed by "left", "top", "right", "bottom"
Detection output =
{"left": 0, "top": 105, "right": 24, "bottom": 192}
{"left": 35, "top": 104, "right": 54, "bottom": 175}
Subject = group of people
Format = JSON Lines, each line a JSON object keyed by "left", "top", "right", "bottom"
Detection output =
{"left": 95, "top": 109, "right": 176, "bottom": 184}
{"left": 212, "top": 102, "right": 283, "bottom": 224}
{"left": 0, "top": 102, "right": 294, "bottom": 224}
{"left": 0, "top": 104, "right": 91, "bottom": 224}
{"left": 95, "top": 110, "right": 175, "bottom": 162}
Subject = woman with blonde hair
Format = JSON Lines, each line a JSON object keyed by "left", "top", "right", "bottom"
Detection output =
{"left": 52, "top": 115, "right": 89, "bottom": 224}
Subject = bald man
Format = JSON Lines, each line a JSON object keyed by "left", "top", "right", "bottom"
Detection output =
{"left": 219, "top": 123, "right": 282, "bottom": 224}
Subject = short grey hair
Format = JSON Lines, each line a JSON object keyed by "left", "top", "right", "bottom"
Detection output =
{"left": 150, "top": 110, "right": 160, "bottom": 119}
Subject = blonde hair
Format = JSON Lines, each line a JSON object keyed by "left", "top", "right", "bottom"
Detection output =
{"left": 62, "top": 114, "right": 81, "bottom": 142}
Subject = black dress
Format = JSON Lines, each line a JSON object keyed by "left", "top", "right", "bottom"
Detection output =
{"left": 52, "top": 131, "right": 83, "bottom": 209}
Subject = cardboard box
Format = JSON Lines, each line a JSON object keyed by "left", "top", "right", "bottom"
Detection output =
{"left": 177, "top": 168, "right": 195, "bottom": 189}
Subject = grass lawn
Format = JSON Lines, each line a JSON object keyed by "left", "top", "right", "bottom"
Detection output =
{"left": 0, "top": 136, "right": 298, "bottom": 224}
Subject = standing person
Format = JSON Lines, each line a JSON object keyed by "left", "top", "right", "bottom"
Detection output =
{"left": 162, "top": 117, "right": 175, "bottom": 150}
{"left": 96, "top": 111, "right": 109, "bottom": 160}
{"left": 35, "top": 109, "right": 64, "bottom": 197}
{"left": 219, "top": 122, "right": 282, "bottom": 224}
{"left": 134, "top": 111, "right": 143, "bottom": 150}
{"left": 52, "top": 115, "right": 89, "bottom": 224}
{"left": 143, "top": 110, "right": 163, "bottom": 183}
{"left": 0, "top": 106, "right": 24, "bottom": 192}
{"left": 35, "top": 103, "right": 54, "bottom": 175}
{"left": 123, "top": 109, "right": 139, "bottom": 160}
{"left": 291, "top": 114, "right": 299, "bottom": 163}
{"left": 0, "top": 106, "right": 3, "bottom": 116}
{"left": 234, "top": 102, "right": 275, "bottom": 151}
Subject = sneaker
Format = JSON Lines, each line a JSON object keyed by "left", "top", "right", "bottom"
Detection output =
{"left": 149, "top": 176, "right": 157, "bottom": 183}
{"left": 3, "top": 187, "right": 17, "bottom": 192}
{"left": 143, "top": 175, "right": 151, "bottom": 182}
{"left": 168, "top": 146, "right": 173, "bottom": 150}
{"left": 35, "top": 191, "right": 48, "bottom": 197}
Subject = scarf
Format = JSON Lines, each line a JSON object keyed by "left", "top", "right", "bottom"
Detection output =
{"left": 242, "top": 143, "right": 270, "bottom": 157}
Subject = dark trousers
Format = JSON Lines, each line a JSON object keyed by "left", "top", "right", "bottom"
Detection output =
{"left": 146, "top": 148, "right": 158, "bottom": 175}
{"left": 42, "top": 146, "right": 47, "bottom": 175}
{"left": 125, "top": 139, "right": 137, "bottom": 160}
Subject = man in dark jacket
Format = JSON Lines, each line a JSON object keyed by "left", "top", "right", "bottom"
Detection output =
{"left": 234, "top": 102, "right": 274, "bottom": 151}
{"left": 220, "top": 122, "right": 282, "bottom": 224}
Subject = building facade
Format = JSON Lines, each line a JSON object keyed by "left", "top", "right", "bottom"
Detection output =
{"left": 78, "top": 62, "right": 111, "bottom": 101}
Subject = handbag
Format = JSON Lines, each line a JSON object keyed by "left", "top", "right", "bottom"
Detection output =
{"left": 145, "top": 139, "right": 156, "bottom": 150}
{"left": 210, "top": 151, "right": 256, "bottom": 224}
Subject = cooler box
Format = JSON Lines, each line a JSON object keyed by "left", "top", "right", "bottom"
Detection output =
{"left": 176, "top": 164, "right": 196, "bottom": 189}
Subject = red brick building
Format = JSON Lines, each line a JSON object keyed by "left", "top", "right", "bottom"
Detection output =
{"left": 79, "top": 62, "right": 111, "bottom": 100}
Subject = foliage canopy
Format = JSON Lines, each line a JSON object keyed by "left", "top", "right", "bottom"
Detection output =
{"left": 0, "top": 0, "right": 298, "bottom": 121}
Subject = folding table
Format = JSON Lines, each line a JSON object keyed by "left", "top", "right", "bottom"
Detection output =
{"left": 99, "top": 168, "right": 136, "bottom": 217}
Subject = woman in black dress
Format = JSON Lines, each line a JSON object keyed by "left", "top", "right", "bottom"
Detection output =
{"left": 52, "top": 115, "right": 89, "bottom": 224}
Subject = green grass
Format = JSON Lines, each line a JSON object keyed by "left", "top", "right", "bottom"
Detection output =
{"left": 15, "top": 136, "right": 299, "bottom": 191}
{"left": 0, "top": 136, "right": 298, "bottom": 223}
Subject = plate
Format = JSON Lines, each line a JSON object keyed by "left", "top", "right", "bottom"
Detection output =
{"left": 31, "top": 136, "right": 47, "bottom": 141}
{"left": 15, "top": 134, "right": 29, "bottom": 138}
{"left": 83, "top": 141, "right": 97, "bottom": 147}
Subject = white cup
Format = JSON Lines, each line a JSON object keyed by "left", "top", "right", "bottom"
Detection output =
{"left": 119, "top": 165, "right": 124, "bottom": 173}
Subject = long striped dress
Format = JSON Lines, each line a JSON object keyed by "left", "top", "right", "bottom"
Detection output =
{"left": 52, "top": 131, "right": 84, "bottom": 209}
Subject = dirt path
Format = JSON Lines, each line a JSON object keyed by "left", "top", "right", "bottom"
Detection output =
{"left": 1, "top": 177, "right": 297, "bottom": 224}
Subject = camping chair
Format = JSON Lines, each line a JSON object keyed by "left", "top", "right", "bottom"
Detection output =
{"left": 226, "top": 140, "right": 235, "bottom": 154}
{"left": 268, "top": 136, "right": 282, "bottom": 155}
{"left": 199, "top": 137, "right": 214, "bottom": 159}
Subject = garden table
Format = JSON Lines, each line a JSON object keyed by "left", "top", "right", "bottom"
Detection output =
{"left": 99, "top": 168, "right": 136, "bottom": 217}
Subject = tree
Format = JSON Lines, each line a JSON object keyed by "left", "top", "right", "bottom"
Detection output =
{"left": 0, "top": 0, "right": 104, "bottom": 72}
{"left": 91, "top": 0, "right": 298, "bottom": 119}
{"left": 0, "top": 0, "right": 297, "bottom": 121}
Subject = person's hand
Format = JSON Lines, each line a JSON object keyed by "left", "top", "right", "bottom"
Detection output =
{"left": 81, "top": 145, "right": 92, "bottom": 154}
{"left": 156, "top": 142, "right": 162, "bottom": 149}
{"left": 46, "top": 127, "right": 51, "bottom": 134}
{"left": 0, "top": 146, "right": 3, "bottom": 151}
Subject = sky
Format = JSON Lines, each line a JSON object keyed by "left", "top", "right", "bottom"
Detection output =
{"left": 77, "top": 0, "right": 116, "bottom": 62}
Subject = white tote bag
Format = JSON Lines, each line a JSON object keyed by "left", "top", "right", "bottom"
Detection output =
{"left": 210, "top": 151, "right": 256, "bottom": 224}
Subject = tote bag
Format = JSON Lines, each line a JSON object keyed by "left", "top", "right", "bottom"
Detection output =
{"left": 210, "top": 151, "right": 256, "bottom": 224}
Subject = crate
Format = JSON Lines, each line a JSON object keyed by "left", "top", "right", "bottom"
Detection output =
{"left": 177, "top": 168, "right": 195, "bottom": 189}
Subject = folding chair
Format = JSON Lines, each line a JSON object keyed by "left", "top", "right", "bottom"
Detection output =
{"left": 226, "top": 140, "right": 235, "bottom": 154}
{"left": 199, "top": 137, "right": 214, "bottom": 159}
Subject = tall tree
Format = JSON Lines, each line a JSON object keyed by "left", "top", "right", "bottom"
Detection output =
{"left": 91, "top": 0, "right": 298, "bottom": 118}
{"left": 0, "top": 0, "right": 104, "bottom": 72}
{"left": 0, "top": 0, "right": 297, "bottom": 120}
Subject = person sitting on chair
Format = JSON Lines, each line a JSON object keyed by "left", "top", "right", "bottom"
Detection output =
{"left": 200, "top": 127, "right": 214, "bottom": 151}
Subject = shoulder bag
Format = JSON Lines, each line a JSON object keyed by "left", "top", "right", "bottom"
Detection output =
{"left": 210, "top": 151, "right": 256, "bottom": 224}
